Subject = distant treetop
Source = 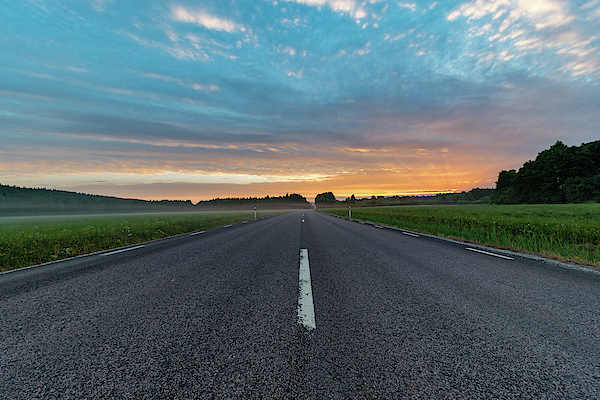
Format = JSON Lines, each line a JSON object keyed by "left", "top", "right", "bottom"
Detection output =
{"left": 315, "top": 192, "right": 336, "bottom": 205}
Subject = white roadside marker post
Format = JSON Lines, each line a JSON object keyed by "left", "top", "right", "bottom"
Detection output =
{"left": 349, "top": 205, "right": 352, "bottom": 219}
{"left": 254, "top": 206, "right": 257, "bottom": 219}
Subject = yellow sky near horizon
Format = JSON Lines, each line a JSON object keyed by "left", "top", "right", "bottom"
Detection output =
{"left": 0, "top": 166, "right": 498, "bottom": 203}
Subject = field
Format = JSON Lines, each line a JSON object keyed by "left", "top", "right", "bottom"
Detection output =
{"left": 324, "top": 204, "right": 600, "bottom": 268}
{"left": 0, "top": 210, "right": 281, "bottom": 272}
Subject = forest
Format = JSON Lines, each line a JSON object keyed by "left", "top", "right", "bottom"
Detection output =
{"left": 194, "top": 193, "right": 311, "bottom": 210}
{"left": 315, "top": 188, "right": 493, "bottom": 208}
{"left": 491, "top": 140, "right": 600, "bottom": 204}
{"left": 0, "top": 185, "right": 310, "bottom": 216}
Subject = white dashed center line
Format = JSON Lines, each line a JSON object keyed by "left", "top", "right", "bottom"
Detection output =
{"left": 298, "top": 249, "right": 316, "bottom": 331}
{"left": 189, "top": 231, "right": 205, "bottom": 236}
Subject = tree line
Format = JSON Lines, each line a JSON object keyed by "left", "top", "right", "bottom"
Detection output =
{"left": 0, "top": 185, "right": 310, "bottom": 216}
{"left": 194, "top": 193, "right": 311, "bottom": 210}
{"left": 315, "top": 188, "right": 493, "bottom": 208}
{"left": 490, "top": 140, "right": 600, "bottom": 204}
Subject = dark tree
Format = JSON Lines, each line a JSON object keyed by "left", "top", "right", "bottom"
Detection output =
{"left": 315, "top": 192, "right": 337, "bottom": 206}
{"left": 491, "top": 140, "right": 600, "bottom": 204}
{"left": 490, "top": 170, "right": 518, "bottom": 204}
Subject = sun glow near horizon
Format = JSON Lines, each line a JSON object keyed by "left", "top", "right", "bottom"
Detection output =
{"left": 0, "top": 165, "right": 494, "bottom": 203}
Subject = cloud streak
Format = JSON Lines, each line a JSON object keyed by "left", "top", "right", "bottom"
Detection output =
{"left": 282, "top": 0, "right": 368, "bottom": 20}
{"left": 172, "top": 6, "right": 245, "bottom": 32}
{"left": 447, "top": 0, "right": 600, "bottom": 76}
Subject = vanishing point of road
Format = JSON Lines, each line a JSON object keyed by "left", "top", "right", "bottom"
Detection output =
{"left": 1, "top": 211, "right": 600, "bottom": 398}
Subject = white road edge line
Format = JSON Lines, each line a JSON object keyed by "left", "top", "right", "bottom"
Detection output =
{"left": 320, "top": 211, "right": 600, "bottom": 276}
{"left": 189, "top": 231, "right": 205, "bottom": 236}
{"left": 101, "top": 245, "right": 145, "bottom": 257}
{"left": 466, "top": 248, "right": 514, "bottom": 260}
{"left": 402, "top": 232, "right": 420, "bottom": 238}
{"left": 298, "top": 249, "right": 316, "bottom": 331}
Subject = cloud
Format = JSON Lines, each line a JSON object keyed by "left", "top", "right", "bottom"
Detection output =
{"left": 353, "top": 41, "right": 371, "bottom": 56}
{"left": 184, "top": 34, "right": 239, "bottom": 60}
{"left": 105, "top": 87, "right": 134, "bottom": 95}
{"left": 397, "top": 3, "right": 417, "bottom": 11}
{"left": 192, "top": 83, "right": 219, "bottom": 91}
{"left": 282, "top": 46, "right": 296, "bottom": 56}
{"left": 122, "top": 30, "right": 209, "bottom": 61}
{"left": 281, "top": 16, "right": 308, "bottom": 27}
{"left": 447, "top": 0, "right": 600, "bottom": 76}
{"left": 0, "top": 90, "right": 54, "bottom": 101}
{"left": 66, "top": 66, "right": 88, "bottom": 73}
{"left": 286, "top": 69, "right": 304, "bottom": 77}
{"left": 447, "top": 0, "right": 574, "bottom": 28}
{"left": 384, "top": 32, "right": 406, "bottom": 42}
{"left": 586, "top": 5, "right": 600, "bottom": 21}
{"left": 171, "top": 6, "right": 244, "bottom": 32}
{"left": 138, "top": 72, "right": 219, "bottom": 92}
{"left": 92, "top": 0, "right": 113, "bottom": 12}
{"left": 581, "top": 0, "right": 599, "bottom": 9}
{"left": 281, "top": 0, "right": 367, "bottom": 20}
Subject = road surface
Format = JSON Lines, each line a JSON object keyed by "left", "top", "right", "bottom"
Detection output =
{"left": 1, "top": 210, "right": 600, "bottom": 398}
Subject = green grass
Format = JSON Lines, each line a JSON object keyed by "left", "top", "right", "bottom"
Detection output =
{"left": 0, "top": 210, "right": 281, "bottom": 272}
{"left": 324, "top": 204, "right": 600, "bottom": 268}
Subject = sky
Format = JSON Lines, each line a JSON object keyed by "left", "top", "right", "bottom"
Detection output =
{"left": 1, "top": 0, "right": 599, "bottom": 202}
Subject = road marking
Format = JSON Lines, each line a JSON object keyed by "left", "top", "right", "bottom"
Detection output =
{"left": 402, "top": 232, "right": 420, "bottom": 238}
{"left": 101, "top": 245, "right": 145, "bottom": 256}
{"left": 298, "top": 249, "right": 316, "bottom": 331}
{"left": 302, "top": 219, "right": 305, "bottom": 223}
{"left": 189, "top": 231, "right": 205, "bottom": 236}
{"left": 466, "top": 248, "right": 514, "bottom": 260}
{"left": 243, "top": 221, "right": 248, "bottom": 224}
{"left": 224, "top": 224, "right": 233, "bottom": 228}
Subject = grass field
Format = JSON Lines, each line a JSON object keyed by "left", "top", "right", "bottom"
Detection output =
{"left": 324, "top": 204, "right": 600, "bottom": 268}
{"left": 0, "top": 210, "right": 281, "bottom": 272}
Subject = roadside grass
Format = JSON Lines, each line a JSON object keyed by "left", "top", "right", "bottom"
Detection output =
{"left": 324, "top": 204, "right": 600, "bottom": 268}
{"left": 0, "top": 210, "right": 281, "bottom": 272}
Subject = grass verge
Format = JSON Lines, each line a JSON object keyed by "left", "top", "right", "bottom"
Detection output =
{"left": 0, "top": 210, "right": 281, "bottom": 272}
{"left": 323, "top": 204, "right": 600, "bottom": 269}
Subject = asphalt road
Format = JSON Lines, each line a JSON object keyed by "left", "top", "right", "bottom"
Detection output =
{"left": 1, "top": 210, "right": 600, "bottom": 399}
